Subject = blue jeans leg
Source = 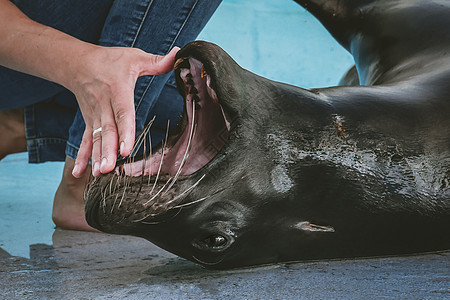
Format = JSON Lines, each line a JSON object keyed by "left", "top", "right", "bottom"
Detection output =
{"left": 0, "top": 0, "right": 221, "bottom": 163}
{"left": 66, "top": 0, "right": 222, "bottom": 161}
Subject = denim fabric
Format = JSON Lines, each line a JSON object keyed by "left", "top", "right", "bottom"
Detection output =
{"left": 0, "top": 0, "right": 221, "bottom": 163}
{"left": 1, "top": 0, "right": 114, "bottom": 162}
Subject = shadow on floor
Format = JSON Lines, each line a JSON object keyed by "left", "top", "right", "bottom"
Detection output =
{"left": 1, "top": 229, "right": 449, "bottom": 299}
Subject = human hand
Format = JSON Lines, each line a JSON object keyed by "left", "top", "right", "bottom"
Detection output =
{"left": 69, "top": 46, "right": 179, "bottom": 178}
{"left": 0, "top": 0, "right": 179, "bottom": 177}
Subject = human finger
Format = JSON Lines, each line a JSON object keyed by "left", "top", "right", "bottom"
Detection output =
{"left": 72, "top": 128, "right": 93, "bottom": 178}
{"left": 139, "top": 47, "right": 180, "bottom": 76}
{"left": 91, "top": 122, "right": 103, "bottom": 177}
{"left": 99, "top": 112, "right": 119, "bottom": 174}
{"left": 111, "top": 85, "right": 136, "bottom": 158}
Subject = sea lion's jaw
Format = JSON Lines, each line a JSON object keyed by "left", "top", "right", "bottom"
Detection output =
{"left": 119, "top": 57, "right": 230, "bottom": 178}
{"left": 84, "top": 51, "right": 234, "bottom": 233}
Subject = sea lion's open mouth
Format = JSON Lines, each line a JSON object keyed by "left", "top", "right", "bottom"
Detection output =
{"left": 118, "top": 56, "right": 230, "bottom": 179}
{"left": 84, "top": 44, "right": 237, "bottom": 230}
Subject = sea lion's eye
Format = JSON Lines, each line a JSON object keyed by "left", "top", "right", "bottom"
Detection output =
{"left": 193, "top": 230, "right": 234, "bottom": 251}
{"left": 203, "top": 235, "right": 227, "bottom": 248}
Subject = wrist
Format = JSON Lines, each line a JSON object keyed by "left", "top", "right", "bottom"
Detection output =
{"left": 56, "top": 41, "right": 100, "bottom": 93}
{"left": 0, "top": 2, "right": 97, "bottom": 93}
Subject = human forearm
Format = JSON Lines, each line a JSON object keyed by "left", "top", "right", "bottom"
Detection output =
{"left": 0, "top": 0, "right": 94, "bottom": 90}
{"left": 0, "top": 0, "right": 178, "bottom": 178}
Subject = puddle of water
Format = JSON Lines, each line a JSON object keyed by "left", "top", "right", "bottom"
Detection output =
{"left": 0, "top": 153, "right": 62, "bottom": 258}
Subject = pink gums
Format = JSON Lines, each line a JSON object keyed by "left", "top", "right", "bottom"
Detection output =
{"left": 120, "top": 58, "right": 229, "bottom": 177}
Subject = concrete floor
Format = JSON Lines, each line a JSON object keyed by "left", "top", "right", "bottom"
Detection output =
{"left": 1, "top": 229, "right": 449, "bottom": 299}
{"left": 1, "top": 0, "right": 449, "bottom": 299}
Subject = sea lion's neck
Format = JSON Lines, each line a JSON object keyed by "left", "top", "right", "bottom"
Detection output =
{"left": 294, "top": 0, "right": 375, "bottom": 50}
{"left": 296, "top": 0, "right": 450, "bottom": 86}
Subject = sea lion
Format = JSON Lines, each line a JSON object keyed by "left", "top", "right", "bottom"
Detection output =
{"left": 84, "top": 0, "right": 450, "bottom": 269}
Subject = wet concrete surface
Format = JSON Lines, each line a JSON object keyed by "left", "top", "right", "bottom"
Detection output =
{"left": 1, "top": 230, "right": 449, "bottom": 299}
{"left": 1, "top": 0, "right": 449, "bottom": 299}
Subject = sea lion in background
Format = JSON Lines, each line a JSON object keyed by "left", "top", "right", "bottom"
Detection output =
{"left": 85, "top": 0, "right": 450, "bottom": 269}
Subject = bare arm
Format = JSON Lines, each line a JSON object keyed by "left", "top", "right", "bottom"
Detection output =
{"left": 0, "top": 0, "right": 178, "bottom": 177}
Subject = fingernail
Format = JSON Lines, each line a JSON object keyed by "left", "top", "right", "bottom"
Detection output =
{"left": 72, "top": 164, "right": 80, "bottom": 177}
{"left": 120, "top": 141, "right": 125, "bottom": 155}
{"left": 170, "top": 46, "right": 180, "bottom": 54}
{"left": 93, "top": 162, "right": 100, "bottom": 176}
{"left": 100, "top": 157, "right": 108, "bottom": 172}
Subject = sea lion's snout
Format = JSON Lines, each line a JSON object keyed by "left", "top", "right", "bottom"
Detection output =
{"left": 84, "top": 42, "right": 238, "bottom": 233}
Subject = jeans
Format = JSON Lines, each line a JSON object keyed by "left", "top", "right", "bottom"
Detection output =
{"left": 0, "top": 0, "right": 221, "bottom": 163}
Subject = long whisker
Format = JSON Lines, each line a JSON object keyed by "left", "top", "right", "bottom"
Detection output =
{"left": 83, "top": 174, "right": 93, "bottom": 202}
{"left": 117, "top": 179, "right": 127, "bottom": 209}
{"left": 108, "top": 175, "right": 113, "bottom": 197}
{"left": 147, "top": 129, "right": 152, "bottom": 186}
{"left": 164, "top": 99, "right": 196, "bottom": 194}
{"left": 96, "top": 178, "right": 107, "bottom": 214}
{"left": 164, "top": 174, "right": 205, "bottom": 207}
{"left": 173, "top": 195, "right": 210, "bottom": 209}
{"left": 171, "top": 180, "right": 239, "bottom": 210}
{"left": 133, "top": 176, "right": 173, "bottom": 221}
{"left": 113, "top": 172, "right": 121, "bottom": 198}
{"left": 121, "top": 156, "right": 133, "bottom": 206}
{"left": 135, "top": 207, "right": 182, "bottom": 224}
{"left": 111, "top": 192, "right": 120, "bottom": 212}
{"left": 135, "top": 129, "right": 147, "bottom": 201}
{"left": 96, "top": 178, "right": 107, "bottom": 212}
{"left": 151, "top": 119, "right": 170, "bottom": 195}
{"left": 128, "top": 148, "right": 135, "bottom": 193}
{"left": 131, "top": 116, "right": 155, "bottom": 157}
{"left": 144, "top": 176, "right": 173, "bottom": 206}
{"left": 110, "top": 189, "right": 118, "bottom": 214}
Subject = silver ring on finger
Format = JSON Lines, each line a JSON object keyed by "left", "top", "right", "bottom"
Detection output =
{"left": 92, "top": 127, "right": 103, "bottom": 138}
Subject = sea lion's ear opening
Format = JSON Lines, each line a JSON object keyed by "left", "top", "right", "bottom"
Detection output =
{"left": 292, "top": 221, "right": 335, "bottom": 233}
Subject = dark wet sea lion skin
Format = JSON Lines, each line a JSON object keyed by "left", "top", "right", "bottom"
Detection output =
{"left": 295, "top": 0, "right": 450, "bottom": 85}
{"left": 85, "top": 0, "right": 450, "bottom": 269}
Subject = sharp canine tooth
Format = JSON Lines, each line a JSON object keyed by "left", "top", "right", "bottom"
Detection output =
{"left": 206, "top": 75, "right": 212, "bottom": 88}
{"left": 201, "top": 66, "right": 207, "bottom": 78}
{"left": 174, "top": 57, "right": 190, "bottom": 70}
{"left": 206, "top": 75, "right": 219, "bottom": 103}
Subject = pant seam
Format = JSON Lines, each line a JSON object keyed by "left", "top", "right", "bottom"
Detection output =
{"left": 168, "top": 0, "right": 199, "bottom": 51}
{"left": 135, "top": 0, "right": 199, "bottom": 117}
{"left": 130, "top": 0, "right": 154, "bottom": 48}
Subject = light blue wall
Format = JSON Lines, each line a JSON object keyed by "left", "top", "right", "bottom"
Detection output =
{"left": 198, "top": 0, "right": 354, "bottom": 88}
